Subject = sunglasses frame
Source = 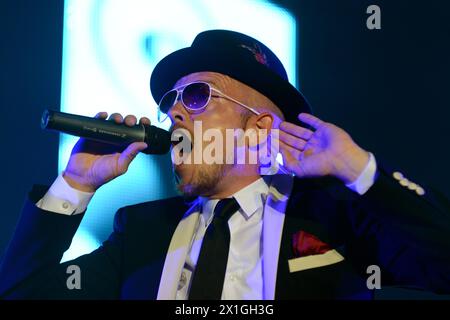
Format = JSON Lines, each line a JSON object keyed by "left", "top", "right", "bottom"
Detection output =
{"left": 157, "top": 81, "right": 260, "bottom": 123}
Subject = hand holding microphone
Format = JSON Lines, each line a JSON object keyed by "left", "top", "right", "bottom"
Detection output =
{"left": 42, "top": 110, "right": 171, "bottom": 192}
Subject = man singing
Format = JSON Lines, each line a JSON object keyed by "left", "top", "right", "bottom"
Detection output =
{"left": 1, "top": 30, "right": 449, "bottom": 299}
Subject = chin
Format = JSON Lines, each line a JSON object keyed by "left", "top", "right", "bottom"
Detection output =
{"left": 173, "top": 163, "right": 226, "bottom": 198}
{"left": 175, "top": 177, "right": 201, "bottom": 197}
{"left": 175, "top": 173, "right": 212, "bottom": 198}
{"left": 173, "top": 165, "right": 195, "bottom": 195}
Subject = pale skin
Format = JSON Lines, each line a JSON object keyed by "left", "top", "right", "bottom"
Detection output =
{"left": 63, "top": 72, "right": 369, "bottom": 197}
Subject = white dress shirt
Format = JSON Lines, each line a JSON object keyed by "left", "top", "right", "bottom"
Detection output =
{"left": 176, "top": 178, "right": 268, "bottom": 300}
{"left": 35, "top": 153, "right": 378, "bottom": 299}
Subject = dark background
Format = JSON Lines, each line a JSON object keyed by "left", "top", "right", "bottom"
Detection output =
{"left": 1, "top": 0, "right": 449, "bottom": 259}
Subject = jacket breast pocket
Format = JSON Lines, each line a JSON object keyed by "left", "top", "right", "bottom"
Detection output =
{"left": 288, "top": 249, "right": 345, "bottom": 273}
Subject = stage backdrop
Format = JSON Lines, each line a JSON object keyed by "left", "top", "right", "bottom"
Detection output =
{"left": 1, "top": 0, "right": 449, "bottom": 262}
{"left": 58, "top": 0, "right": 297, "bottom": 261}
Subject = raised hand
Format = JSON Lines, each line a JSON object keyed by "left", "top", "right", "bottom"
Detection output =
{"left": 278, "top": 113, "right": 369, "bottom": 184}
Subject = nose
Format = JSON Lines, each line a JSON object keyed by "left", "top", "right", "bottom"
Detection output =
{"left": 168, "top": 100, "right": 187, "bottom": 125}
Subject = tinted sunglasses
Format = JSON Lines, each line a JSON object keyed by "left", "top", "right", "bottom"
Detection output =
{"left": 157, "top": 81, "right": 260, "bottom": 123}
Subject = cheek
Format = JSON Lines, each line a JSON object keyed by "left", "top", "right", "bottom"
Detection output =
{"left": 194, "top": 111, "right": 243, "bottom": 134}
{"left": 195, "top": 100, "right": 241, "bottom": 127}
{"left": 189, "top": 105, "right": 246, "bottom": 164}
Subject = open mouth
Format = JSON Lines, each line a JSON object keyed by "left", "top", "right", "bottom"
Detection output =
{"left": 171, "top": 130, "right": 193, "bottom": 158}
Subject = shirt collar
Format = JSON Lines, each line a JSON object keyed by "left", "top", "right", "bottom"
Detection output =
{"left": 199, "top": 177, "right": 270, "bottom": 226}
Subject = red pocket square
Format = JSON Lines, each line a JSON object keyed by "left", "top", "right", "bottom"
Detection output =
{"left": 292, "top": 230, "right": 332, "bottom": 258}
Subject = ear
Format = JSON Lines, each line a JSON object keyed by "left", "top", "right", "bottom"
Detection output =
{"left": 256, "top": 112, "right": 274, "bottom": 130}
{"left": 243, "top": 112, "right": 273, "bottom": 149}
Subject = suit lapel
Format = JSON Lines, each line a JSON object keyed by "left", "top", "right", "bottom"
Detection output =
{"left": 156, "top": 200, "right": 200, "bottom": 300}
{"left": 262, "top": 174, "right": 294, "bottom": 300}
{"left": 273, "top": 177, "right": 353, "bottom": 299}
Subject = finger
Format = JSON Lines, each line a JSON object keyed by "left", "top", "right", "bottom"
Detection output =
{"left": 279, "top": 140, "right": 302, "bottom": 161}
{"left": 279, "top": 131, "right": 308, "bottom": 151}
{"left": 117, "top": 142, "right": 148, "bottom": 173}
{"left": 279, "top": 121, "right": 314, "bottom": 139}
{"left": 108, "top": 113, "right": 124, "bottom": 124}
{"left": 124, "top": 114, "right": 137, "bottom": 127}
{"left": 94, "top": 112, "right": 108, "bottom": 119}
{"left": 278, "top": 140, "right": 300, "bottom": 173}
{"left": 139, "top": 117, "right": 151, "bottom": 126}
{"left": 298, "top": 113, "right": 325, "bottom": 130}
{"left": 278, "top": 140, "right": 309, "bottom": 178}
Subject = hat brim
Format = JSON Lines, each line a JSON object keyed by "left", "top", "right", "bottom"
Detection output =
{"left": 150, "top": 47, "right": 312, "bottom": 124}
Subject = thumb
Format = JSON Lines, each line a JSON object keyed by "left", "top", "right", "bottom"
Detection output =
{"left": 117, "top": 142, "right": 148, "bottom": 173}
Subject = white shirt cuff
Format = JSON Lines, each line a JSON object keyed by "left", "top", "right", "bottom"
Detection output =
{"left": 345, "top": 152, "right": 378, "bottom": 195}
{"left": 35, "top": 173, "right": 95, "bottom": 215}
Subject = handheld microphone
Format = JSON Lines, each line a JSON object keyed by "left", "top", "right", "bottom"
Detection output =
{"left": 41, "top": 110, "right": 171, "bottom": 155}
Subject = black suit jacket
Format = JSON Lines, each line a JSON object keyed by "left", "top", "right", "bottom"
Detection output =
{"left": 1, "top": 163, "right": 450, "bottom": 299}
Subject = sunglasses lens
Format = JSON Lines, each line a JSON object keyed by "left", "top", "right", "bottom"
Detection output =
{"left": 159, "top": 90, "right": 178, "bottom": 113}
{"left": 182, "top": 82, "right": 211, "bottom": 110}
{"left": 157, "top": 90, "right": 178, "bottom": 123}
{"left": 157, "top": 110, "right": 169, "bottom": 123}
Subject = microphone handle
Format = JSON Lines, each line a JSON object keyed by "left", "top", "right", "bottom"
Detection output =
{"left": 41, "top": 110, "right": 171, "bottom": 154}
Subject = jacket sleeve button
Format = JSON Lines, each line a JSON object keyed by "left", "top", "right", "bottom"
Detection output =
{"left": 407, "top": 182, "right": 418, "bottom": 191}
{"left": 415, "top": 186, "right": 425, "bottom": 196}
{"left": 399, "top": 178, "right": 409, "bottom": 187}
{"left": 393, "top": 171, "right": 404, "bottom": 180}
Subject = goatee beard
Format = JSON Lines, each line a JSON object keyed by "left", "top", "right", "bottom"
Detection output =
{"left": 175, "top": 164, "right": 228, "bottom": 197}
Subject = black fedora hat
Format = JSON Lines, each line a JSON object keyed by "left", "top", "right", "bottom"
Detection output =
{"left": 150, "top": 29, "right": 311, "bottom": 123}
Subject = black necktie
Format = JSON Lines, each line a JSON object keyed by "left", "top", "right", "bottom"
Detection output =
{"left": 188, "top": 198, "right": 240, "bottom": 300}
